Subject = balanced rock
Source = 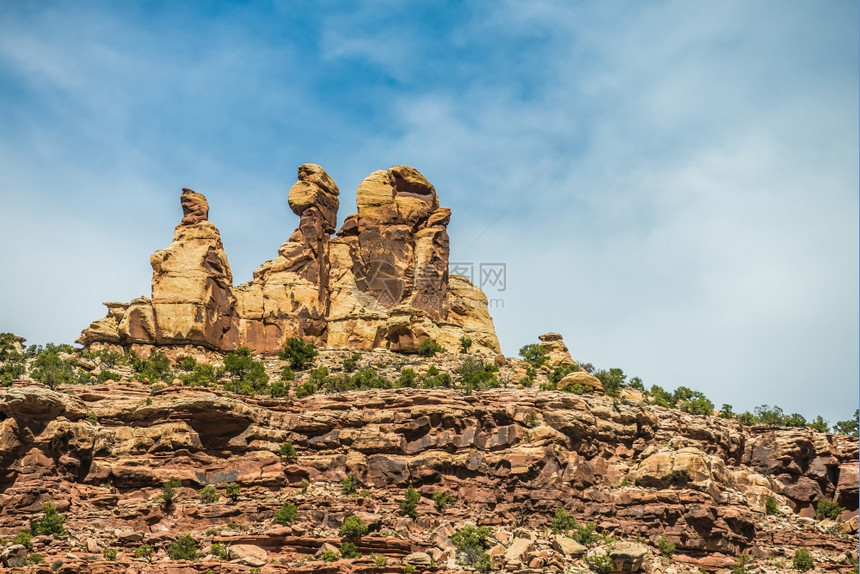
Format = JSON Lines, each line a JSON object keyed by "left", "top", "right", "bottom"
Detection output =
{"left": 539, "top": 332, "right": 576, "bottom": 367}
{"left": 78, "top": 164, "right": 500, "bottom": 355}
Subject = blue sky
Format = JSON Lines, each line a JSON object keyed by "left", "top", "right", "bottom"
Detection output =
{"left": 0, "top": 1, "right": 857, "bottom": 424}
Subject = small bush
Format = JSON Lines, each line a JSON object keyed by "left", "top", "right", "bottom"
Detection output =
{"left": 103, "top": 547, "right": 118, "bottom": 561}
{"left": 518, "top": 343, "right": 547, "bottom": 368}
{"left": 458, "top": 357, "right": 499, "bottom": 393}
{"left": 551, "top": 508, "right": 577, "bottom": 534}
{"left": 657, "top": 536, "right": 675, "bottom": 558}
{"left": 210, "top": 542, "right": 228, "bottom": 560}
{"left": 815, "top": 499, "right": 844, "bottom": 520}
{"left": 134, "top": 544, "right": 154, "bottom": 560}
{"left": 396, "top": 367, "right": 418, "bottom": 388}
{"left": 525, "top": 411, "right": 540, "bottom": 428}
{"left": 342, "top": 353, "right": 361, "bottom": 372}
{"left": 451, "top": 524, "right": 492, "bottom": 566}
{"left": 226, "top": 482, "right": 240, "bottom": 502}
{"left": 340, "top": 515, "right": 368, "bottom": 539}
{"left": 341, "top": 474, "right": 358, "bottom": 495}
{"left": 274, "top": 502, "right": 298, "bottom": 525}
{"left": 279, "top": 338, "right": 318, "bottom": 370}
{"left": 416, "top": 339, "right": 445, "bottom": 357}
{"left": 200, "top": 485, "right": 219, "bottom": 503}
{"left": 404, "top": 566, "right": 415, "bottom": 573}
{"left": 399, "top": 485, "right": 421, "bottom": 519}
{"left": 372, "top": 554, "right": 388, "bottom": 566}
{"left": 572, "top": 521, "right": 601, "bottom": 546}
{"left": 421, "top": 365, "right": 452, "bottom": 389}
{"left": 161, "top": 477, "right": 181, "bottom": 506}
{"left": 30, "top": 502, "right": 66, "bottom": 537}
{"left": 765, "top": 496, "right": 778, "bottom": 515}
{"left": 833, "top": 409, "right": 859, "bottom": 436}
{"left": 279, "top": 441, "right": 298, "bottom": 460}
{"left": 731, "top": 555, "right": 753, "bottom": 574}
{"left": 28, "top": 554, "right": 45, "bottom": 565}
{"left": 459, "top": 336, "right": 472, "bottom": 354}
{"left": 13, "top": 530, "right": 32, "bottom": 549}
{"left": 340, "top": 541, "right": 361, "bottom": 559}
{"left": 793, "top": 548, "right": 814, "bottom": 571}
{"left": 222, "top": 347, "right": 269, "bottom": 394}
{"left": 321, "top": 548, "right": 339, "bottom": 562}
{"left": 585, "top": 551, "right": 612, "bottom": 574}
{"left": 166, "top": 533, "right": 198, "bottom": 560}
{"left": 51, "top": 559, "right": 63, "bottom": 571}
{"left": 433, "top": 491, "right": 456, "bottom": 511}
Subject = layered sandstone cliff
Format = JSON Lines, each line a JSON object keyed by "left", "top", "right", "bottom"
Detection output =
{"left": 78, "top": 165, "right": 500, "bottom": 355}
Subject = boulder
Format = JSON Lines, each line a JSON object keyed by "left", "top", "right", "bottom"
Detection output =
{"left": 228, "top": 543, "right": 267, "bottom": 567}
{"left": 558, "top": 371, "right": 605, "bottom": 395}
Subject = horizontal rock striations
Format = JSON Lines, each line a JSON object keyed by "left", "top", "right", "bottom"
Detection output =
{"left": 78, "top": 164, "right": 501, "bottom": 355}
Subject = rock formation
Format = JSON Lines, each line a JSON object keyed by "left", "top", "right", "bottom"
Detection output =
{"left": 79, "top": 165, "right": 500, "bottom": 355}
{"left": 0, "top": 367, "right": 856, "bottom": 572}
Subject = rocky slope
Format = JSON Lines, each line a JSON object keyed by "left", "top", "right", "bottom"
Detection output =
{"left": 78, "top": 165, "right": 499, "bottom": 355}
{"left": 0, "top": 347, "right": 856, "bottom": 574}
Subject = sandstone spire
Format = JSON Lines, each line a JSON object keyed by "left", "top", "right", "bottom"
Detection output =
{"left": 79, "top": 164, "right": 501, "bottom": 355}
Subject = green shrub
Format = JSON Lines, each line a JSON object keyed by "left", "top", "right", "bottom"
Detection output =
{"left": 340, "top": 515, "right": 368, "bottom": 539}
{"left": 549, "top": 364, "right": 578, "bottom": 384}
{"left": 416, "top": 339, "right": 445, "bottom": 357}
{"left": 433, "top": 491, "right": 456, "bottom": 511}
{"left": 274, "top": 502, "right": 298, "bottom": 525}
{"left": 459, "top": 336, "right": 472, "bottom": 354}
{"left": 572, "top": 521, "right": 601, "bottom": 546}
{"left": 179, "top": 363, "right": 217, "bottom": 387}
{"left": 551, "top": 508, "right": 577, "bottom": 534}
{"left": 679, "top": 395, "right": 715, "bottom": 416}
{"left": 807, "top": 415, "right": 829, "bottom": 433}
{"left": 525, "top": 412, "right": 540, "bottom": 428}
{"left": 372, "top": 553, "right": 388, "bottom": 566}
{"left": 28, "top": 554, "right": 45, "bottom": 565}
{"left": 731, "top": 555, "right": 753, "bottom": 574}
{"left": 30, "top": 503, "right": 66, "bottom": 537}
{"left": 51, "top": 559, "right": 63, "bottom": 570}
{"left": 404, "top": 566, "right": 415, "bottom": 573}
{"left": 134, "top": 544, "right": 154, "bottom": 560}
{"left": 399, "top": 485, "right": 420, "bottom": 519}
{"left": 518, "top": 344, "right": 547, "bottom": 368}
{"left": 226, "top": 482, "right": 240, "bottom": 502}
{"left": 340, "top": 541, "right": 361, "bottom": 559}
{"left": 268, "top": 381, "right": 290, "bottom": 397}
{"left": 342, "top": 353, "right": 361, "bottom": 373}
{"left": 222, "top": 347, "right": 269, "bottom": 394}
{"left": 657, "top": 536, "right": 675, "bottom": 558}
{"left": 451, "top": 524, "right": 492, "bottom": 566}
{"left": 719, "top": 404, "right": 735, "bottom": 419}
{"left": 475, "top": 552, "right": 493, "bottom": 573}
{"left": 594, "top": 368, "right": 627, "bottom": 397}
{"left": 97, "top": 369, "right": 121, "bottom": 383}
{"left": 13, "top": 530, "right": 32, "bottom": 549}
{"left": 130, "top": 349, "right": 172, "bottom": 383}
{"left": 199, "top": 485, "right": 219, "bottom": 503}
{"left": 279, "top": 441, "right": 298, "bottom": 460}
{"left": 279, "top": 338, "right": 318, "bottom": 370}
{"left": 585, "top": 551, "right": 612, "bottom": 574}
{"left": 765, "top": 496, "right": 778, "bottom": 515}
{"left": 178, "top": 356, "right": 197, "bottom": 371}
{"left": 458, "top": 357, "right": 499, "bottom": 393}
{"left": 161, "top": 477, "right": 181, "bottom": 506}
{"left": 294, "top": 380, "right": 319, "bottom": 398}
{"left": 103, "top": 547, "right": 118, "bottom": 561}
{"left": 31, "top": 344, "right": 78, "bottom": 389}
{"left": 210, "top": 542, "right": 228, "bottom": 560}
{"left": 793, "top": 548, "right": 813, "bottom": 571}
{"left": 166, "top": 533, "right": 198, "bottom": 560}
{"left": 396, "top": 368, "right": 418, "bottom": 388}
{"left": 421, "top": 365, "right": 452, "bottom": 389}
{"left": 833, "top": 410, "right": 859, "bottom": 436}
{"left": 321, "top": 548, "right": 339, "bottom": 562}
{"left": 815, "top": 499, "right": 844, "bottom": 520}
{"left": 341, "top": 474, "right": 358, "bottom": 495}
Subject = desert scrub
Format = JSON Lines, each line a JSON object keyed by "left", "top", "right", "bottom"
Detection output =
{"left": 551, "top": 508, "right": 577, "bottom": 534}
{"left": 657, "top": 536, "right": 675, "bottom": 558}
{"left": 340, "top": 515, "right": 368, "bottom": 539}
{"left": 161, "top": 477, "right": 181, "bottom": 506}
{"left": 433, "top": 491, "right": 456, "bottom": 511}
{"left": 451, "top": 524, "right": 492, "bottom": 567}
{"left": 210, "top": 542, "right": 228, "bottom": 560}
{"left": 399, "top": 485, "right": 421, "bottom": 519}
{"left": 815, "top": 499, "right": 844, "bottom": 520}
{"left": 226, "top": 482, "right": 240, "bottom": 502}
{"left": 102, "top": 547, "right": 118, "bottom": 561}
{"left": 341, "top": 474, "right": 358, "bottom": 495}
{"left": 279, "top": 338, "right": 318, "bottom": 370}
{"left": 321, "top": 549, "right": 339, "bottom": 562}
{"left": 416, "top": 339, "right": 445, "bottom": 357}
{"left": 134, "top": 544, "right": 154, "bottom": 560}
{"left": 222, "top": 347, "right": 269, "bottom": 395}
{"left": 765, "top": 496, "right": 778, "bottom": 515}
{"left": 518, "top": 343, "right": 547, "bottom": 368}
{"left": 458, "top": 357, "right": 499, "bottom": 393}
{"left": 30, "top": 503, "right": 66, "bottom": 537}
{"left": 274, "top": 502, "right": 298, "bottom": 525}
{"left": 199, "top": 485, "right": 219, "bottom": 503}
{"left": 166, "top": 533, "right": 198, "bottom": 560}
{"left": 279, "top": 441, "right": 298, "bottom": 460}
{"left": 340, "top": 541, "right": 361, "bottom": 559}
{"left": 793, "top": 549, "right": 813, "bottom": 571}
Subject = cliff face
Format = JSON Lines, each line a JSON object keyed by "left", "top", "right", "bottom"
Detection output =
{"left": 77, "top": 164, "right": 500, "bottom": 355}
{"left": 0, "top": 357, "right": 856, "bottom": 573}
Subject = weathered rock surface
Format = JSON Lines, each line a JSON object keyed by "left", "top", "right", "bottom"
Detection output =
{"left": 0, "top": 378, "right": 855, "bottom": 573}
{"left": 79, "top": 164, "right": 500, "bottom": 355}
